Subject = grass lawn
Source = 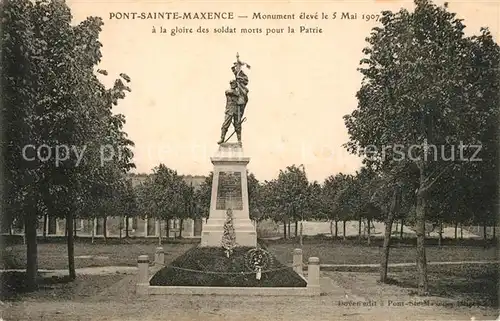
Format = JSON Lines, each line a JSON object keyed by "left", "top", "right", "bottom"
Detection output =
{"left": 2, "top": 238, "right": 497, "bottom": 270}
{"left": 327, "top": 263, "right": 499, "bottom": 308}
{"left": 1, "top": 238, "right": 497, "bottom": 319}
{"left": 1, "top": 272, "right": 126, "bottom": 301}
{"left": 266, "top": 239, "right": 497, "bottom": 265}
{"left": 392, "top": 264, "right": 499, "bottom": 307}
{"left": 2, "top": 239, "right": 195, "bottom": 270}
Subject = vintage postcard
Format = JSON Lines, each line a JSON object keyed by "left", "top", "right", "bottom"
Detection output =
{"left": 1, "top": 0, "right": 499, "bottom": 320}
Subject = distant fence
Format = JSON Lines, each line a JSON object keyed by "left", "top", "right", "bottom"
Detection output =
{"left": 257, "top": 220, "right": 498, "bottom": 240}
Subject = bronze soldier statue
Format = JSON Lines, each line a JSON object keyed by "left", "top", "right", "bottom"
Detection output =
{"left": 217, "top": 53, "right": 250, "bottom": 144}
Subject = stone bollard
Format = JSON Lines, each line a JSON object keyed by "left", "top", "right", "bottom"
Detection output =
{"left": 293, "top": 248, "right": 303, "bottom": 276}
{"left": 137, "top": 255, "right": 149, "bottom": 295}
{"left": 154, "top": 247, "right": 164, "bottom": 267}
{"left": 307, "top": 257, "right": 320, "bottom": 295}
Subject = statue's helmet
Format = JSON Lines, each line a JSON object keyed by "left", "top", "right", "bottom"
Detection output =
{"left": 230, "top": 80, "right": 237, "bottom": 86}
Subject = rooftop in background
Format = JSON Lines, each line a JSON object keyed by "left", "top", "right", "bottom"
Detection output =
{"left": 128, "top": 173, "right": 206, "bottom": 189}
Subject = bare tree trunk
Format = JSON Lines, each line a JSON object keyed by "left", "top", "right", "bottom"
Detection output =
{"left": 460, "top": 224, "right": 463, "bottom": 240}
{"left": 119, "top": 216, "right": 123, "bottom": 239}
{"left": 400, "top": 218, "right": 404, "bottom": 239}
{"left": 380, "top": 185, "right": 401, "bottom": 283}
{"left": 166, "top": 220, "right": 170, "bottom": 239}
{"left": 283, "top": 219, "right": 287, "bottom": 239}
{"left": 295, "top": 220, "right": 298, "bottom": 238}
{"left": 493, "top": 225, "right": 496, "bottom": 240}
{"left": 483, "top": 223, "right": 487, "bottom": 242}
{"left": 454, "top": 221, "right": 458, "bottom": 240}
{"left": 299, "top": 221, "right": 303, "bottom": 247}
{"left": 73, "top": 218, "right": 77, "bottom": 238}
{"left": 42, "top": 214, "right": 48, "bottom": 240}
{"left": 329, "top": 221, "right": 334, "bottom": 240}
{"left": 358, "top": 217, "right": 362, "bottom": 240}
{"left": 335, "top": 220, "right": 338, "bottom": 238}
{"left": 438, "top": 220, "right": 443, "bottom": 247}
{"left": 91, "top": 218, "right": 95, "bottom": 244}
{"left": 343, "top": 220, "right": 347, "bottom": 241}
{"left": 367, "top": 218, "right": 371, "bottom": 245}
{"left": 415, "top": 174, "right": 429, "bottom": 295}
{"left": 380, "top": 219, "right": 394, "bottom": 283}
{"left": 125, "top": 216, "right": 129, "bottom": 238}
{"left": 25, "top": 214, "right": 38, "bottom": 290}
{"left": 66, "top": 212, "right": 76, "bottom": 280}
{"left": 158, "top": 220, "right": 162, "bottom": 246}
{"left": 179, "top": 219, "right": 184, "bottom": 238}
{"left": 287, "top": 221, "right": 291, "bottom": 238}
{"left": 103, "top": 217, "right": 107, "bottom": 243}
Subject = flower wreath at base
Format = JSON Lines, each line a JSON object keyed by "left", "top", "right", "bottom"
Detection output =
{"left": 244, "top": 247, "right": 273, "bottom": 279}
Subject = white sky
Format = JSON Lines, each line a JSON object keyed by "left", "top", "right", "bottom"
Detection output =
{"left": 68, "top": 0, "right": 500, "bottom": 182}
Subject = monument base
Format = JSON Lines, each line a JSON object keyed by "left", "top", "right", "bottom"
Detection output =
{"left": 201, "top": 218, "right": 256, "bottom": 247}
{"left": 200, "top": 142, "right": 257, "bottom": 248}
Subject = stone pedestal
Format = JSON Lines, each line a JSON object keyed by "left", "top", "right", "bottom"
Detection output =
{"left": 201, "top": 142, "right": 257, "bottom": 247}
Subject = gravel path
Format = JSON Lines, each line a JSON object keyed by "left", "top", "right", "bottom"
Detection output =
{"left": 1, "top": 269, "right": 497, "bottom": 321}
{"left": 2, "top": 260, "right": 498, "bottom": 276}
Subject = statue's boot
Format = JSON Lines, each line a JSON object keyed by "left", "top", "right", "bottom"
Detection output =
{"left": 236, "top": 131, "right": 242, "bottom": 143}
{"left": 217, "top": 129, "right": 227, "bottom": 144}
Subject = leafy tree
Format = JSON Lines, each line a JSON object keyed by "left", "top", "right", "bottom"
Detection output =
{"left": 307, "top": 181, "right": 325, "bottom": 221}
{"left": 177, "top": 181, "right": 196, "bottom": 237}
{"left": 322, "top": 176, "right": 340, "bottom": 238}
{"left": 195, "top": 172, "right": 213, "bottom": 219}
{"left": 257, "top": 179, "right": 287, "bottom": 237}
{"left": 3, "top": 0, "right": 54, "bottom": 289}
{"left": 247, "top": 172, "right": 261, "bottom": 221}
{"left": 2, "top": 0, "right": 134, "bottom": 286}
{"left": 306, "top": 181, "right": 325, "bottom": 242}
{"left": 138, "top": 165, "right": 199, "bottom": 243}
{"left": 323, "top": 173, "right": 354, "bottom": 240}
{"left": 344, "top": 0, "right": 499, "bottom": 293}
{"left": 274, "top": 165, "right": 310, "bottom": 243}
{"left": 120, "top": 178, "right": 140, "bottom": 238}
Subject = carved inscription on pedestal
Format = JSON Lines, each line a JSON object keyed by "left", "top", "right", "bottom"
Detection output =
{"left": 216, "top": 171, "right": 243, "bottom": 210}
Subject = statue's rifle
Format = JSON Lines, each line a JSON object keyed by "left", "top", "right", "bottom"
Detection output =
{"left": 224, "top": 117, "right": 246, "bottom": 143}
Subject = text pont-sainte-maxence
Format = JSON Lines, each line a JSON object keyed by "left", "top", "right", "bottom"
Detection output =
{"left": 108, "top": 12, "right": 340, "bottom": 20}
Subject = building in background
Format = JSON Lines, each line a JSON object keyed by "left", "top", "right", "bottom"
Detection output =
{"left": 6, "top": 173, "right": 206, "bottom": 239}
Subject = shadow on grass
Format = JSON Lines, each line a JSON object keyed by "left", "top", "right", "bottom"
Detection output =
{"left": 388, "top": 264, "right": 499, "bottom": 308}
{"left": 0, "top": 271, "right": 74, "bottom": 300}
{"left": 1, "top": 271, "right": 128, "bottom": 302}
{"left": 1, "top": 234, "right": 201, "bottom": 246}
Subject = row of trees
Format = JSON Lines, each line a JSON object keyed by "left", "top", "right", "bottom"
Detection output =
{"left": 3, "top": 0, "right": 497, "bottom": 298}
{"left": 2, "top": 0, "right": 135, "bottom": 289}
{"left": 342, "top": 0, "right": 499, "bottom": 294}
{"left": 135, "top": 165, "right": 199, "bottom": 243}
{"left": 129, "top": 161, "right": 495, "bottom": 247}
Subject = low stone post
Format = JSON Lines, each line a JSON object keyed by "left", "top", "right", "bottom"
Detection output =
{"left": 307, "top": 257, "right": 320, "bottom": 295}
{"left": 154, "top": 247, "right": 164, "bottom": 267}
{"left": 137, "top": 255, "right": 149, "bottom": 295}
{"left": 293, "top": 248, "right": 303, "bottom": 276}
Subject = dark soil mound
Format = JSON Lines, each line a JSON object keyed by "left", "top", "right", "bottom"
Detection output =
{"left": 149, "top": 246, "right": 307, "bottom": 287}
